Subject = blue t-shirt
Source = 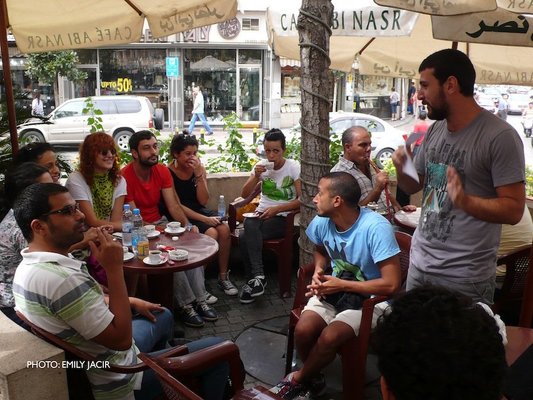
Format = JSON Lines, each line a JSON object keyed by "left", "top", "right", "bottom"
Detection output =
{"left": 305, "top": 208, "right": 400, "bottom": 281}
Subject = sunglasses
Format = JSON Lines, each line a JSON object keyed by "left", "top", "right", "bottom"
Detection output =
{"left": 40, "top": 203, "right": 80, "bottom": 218}
{"left": 99, "top": 149, "right": 117, "bottom": 156}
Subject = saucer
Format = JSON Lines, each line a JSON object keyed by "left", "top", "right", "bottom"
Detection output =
{"left": 147, "top": 230, "right": 161, "bottom": 239}
{"left": 165, "top": 227, "right": 186, "bottom": 234}
{"left": 112, "top": 232, "right": 123, "bottom": 239}
{"left": 143, "top": 256, "right": 166, "bottom": 266}
{"left": 242, "top": 212, "right": 260, "bottom": 219}
{"left": 169, "top": 249, "right": 188, "bottom": 261}
{"left": 123, "top": 252, "right": 134, "bottom": 261}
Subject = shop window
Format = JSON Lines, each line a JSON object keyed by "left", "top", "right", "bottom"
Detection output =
{"left": 99, "top": 49, "right": 167, "bottom": 118}
{"left": 242, "top": 18, "right": 259, "bottom": 31}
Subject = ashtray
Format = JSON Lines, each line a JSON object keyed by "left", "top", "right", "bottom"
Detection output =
{"left": 168, "top": 249, "right": 188, "bottom": 261}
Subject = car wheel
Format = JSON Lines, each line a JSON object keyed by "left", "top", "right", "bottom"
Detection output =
{"left": 154, "top": 108, "right": 164, "bottom": 130}
{"left": 375, "top": 148, "right": 394, "bottom": 169}
{"left": 21, "top": 130, "right": 45, "bottom": 143}
{"left": 114, "top": 130, "right": 133, "bottom": 151}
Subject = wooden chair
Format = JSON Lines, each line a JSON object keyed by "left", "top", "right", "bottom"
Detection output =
{"left": 284, "top": 231, "right": 412, "bottom": 400}
{"left": 16, "top": 311, "right": 189, "bottom": 399}
{"left": 492, "top": 244, "right": 532, "bottom": 323}
{"left": 228, "top": 183, "right": 300, "bottom": 298}
{"left": 139, "top": 341, "right": 281, "bottom": 399}
{"left": 518, "top": 245, "right": 533, "bottom": 328}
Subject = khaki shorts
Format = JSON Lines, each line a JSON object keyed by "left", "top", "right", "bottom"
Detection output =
{"left": 303, "top": 295, "right": 390, "bottom": 335}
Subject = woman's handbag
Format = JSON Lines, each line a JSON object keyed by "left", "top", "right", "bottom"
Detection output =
{"left": 321, "top": 270, "right": 368, "bottom": 313}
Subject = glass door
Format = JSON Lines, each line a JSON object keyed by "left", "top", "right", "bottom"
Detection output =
{"left": 238, "top": 67, "right": 261, "bottom": 122}
{"left": 74, "top": 67, "right": 98, "bottom": 98}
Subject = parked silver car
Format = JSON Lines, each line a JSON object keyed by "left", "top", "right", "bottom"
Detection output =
{"left": 17, "top": 96, "right": 164, "bottom": 150}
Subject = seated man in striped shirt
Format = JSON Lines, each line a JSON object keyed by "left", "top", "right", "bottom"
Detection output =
{"left": 12, "top": 183, "right": 228, "bottom": 400}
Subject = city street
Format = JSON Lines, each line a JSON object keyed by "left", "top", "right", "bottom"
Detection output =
{"left": 54, "top": 113, "right": 532, "bottom": 176}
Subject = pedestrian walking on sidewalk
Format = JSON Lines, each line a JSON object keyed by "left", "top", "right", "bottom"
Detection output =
{"left": 188, "top": 85, "right": 213, "bottom": 135}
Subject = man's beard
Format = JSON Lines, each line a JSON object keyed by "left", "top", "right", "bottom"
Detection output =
{"left": 140, "top": 156, "right": 159, "bottom": 167}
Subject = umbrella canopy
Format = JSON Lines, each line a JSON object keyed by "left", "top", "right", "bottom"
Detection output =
{"left": 0, "top": 0, "right": 237, "bottom": 152}
{"left": 268, "top": 0, "right": 533, "bottom": 85}
{"left": 8, "top": 0, "right": 237, "bottom": 53}
{"left": 190, "top": 55, "right": 233, "bottom": 71}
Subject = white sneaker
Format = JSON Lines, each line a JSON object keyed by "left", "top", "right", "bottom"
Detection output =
{"left": 205, "top": 291, "right": 218, "bottom": 305}
{"left": 218, "top": 271, "right": 238, "bottom": 296}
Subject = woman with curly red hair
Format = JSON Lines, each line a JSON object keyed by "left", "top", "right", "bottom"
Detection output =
{"left": 66, "top": 132, "right": 126, "bottom": 232}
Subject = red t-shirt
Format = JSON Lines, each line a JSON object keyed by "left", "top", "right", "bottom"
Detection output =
{"left": 122, "top": 163, "right": 173, "bottom": 223}
{"left": 413, "top": 121, "right": 429, "bottom": 146}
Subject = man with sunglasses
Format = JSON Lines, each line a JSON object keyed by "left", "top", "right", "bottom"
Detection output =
{"left": 12, "top": 183, "right": 229, "bottom": 400}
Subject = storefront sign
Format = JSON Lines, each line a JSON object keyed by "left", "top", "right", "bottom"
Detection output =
{"left": 101, "top": 78, "right": 133, "bottom": 92}
{"left": 166, "top": 57, "right": 180, "bottom": 77}
{"left": 269, "top": 0, "right": 417, "bottom": 37}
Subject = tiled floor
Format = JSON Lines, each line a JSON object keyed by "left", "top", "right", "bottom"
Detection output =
{"left": 173, "top": 252, "right": 381, "bottom": 399}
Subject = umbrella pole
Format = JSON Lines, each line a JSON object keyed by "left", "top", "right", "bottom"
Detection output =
{"left": 0, "top": 0, "right": 19, "bottom": 154}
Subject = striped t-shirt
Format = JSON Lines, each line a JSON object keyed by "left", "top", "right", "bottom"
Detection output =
{"left": 13, "top": 250, "right": 142, "bottom": 400}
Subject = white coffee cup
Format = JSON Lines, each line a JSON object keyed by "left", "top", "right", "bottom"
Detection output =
{"left": 144, "top": 224, "right": 156, "bottom": 234}
{"left": 259, "top": 160, "right": 274, "bottom": 170}
{"left": 167, "top": 221, "right": 181, "bottom": 231}
{"left": 148, "top": 250, "right": 162, "bottom": 264}
{"left": 123, "top": 246, "right": 128, "bottom": 254}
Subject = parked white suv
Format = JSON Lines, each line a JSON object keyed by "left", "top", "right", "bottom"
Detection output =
{"left": 17, "top": 96, "right": 164, "bottom": 150}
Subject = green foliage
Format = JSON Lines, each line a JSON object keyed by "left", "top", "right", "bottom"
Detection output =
{"left": 526, "top": 165, "right": 533, "bottom": 197}
{"left": 82, "top": 97, "right": 104, "bottom": 133}
{"left": 204, "top": 113, "right": 256, "bottom": 172}
{"left": 381, "top": 159, "right": 397, "bottom": 178}
{"left": 329, "top": 133, "right": 342, "bottom": 167}
{"left": 25, "top": 51, "right": 87, "bottom": 84}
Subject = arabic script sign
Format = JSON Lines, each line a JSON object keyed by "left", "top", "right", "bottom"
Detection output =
{"left": 218, "top": 18, "right": 241, "bottom": 40}
{"left": 432, "top": 9, "right": 533, "bottom": 46}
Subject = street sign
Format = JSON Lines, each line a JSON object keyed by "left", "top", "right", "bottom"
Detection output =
{"left": 166, "top": 57, "right": 180, "bottom": 77}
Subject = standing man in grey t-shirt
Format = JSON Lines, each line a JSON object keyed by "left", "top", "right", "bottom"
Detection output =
{"left": 392, "top": 49, "right": 525, "bottom": 304}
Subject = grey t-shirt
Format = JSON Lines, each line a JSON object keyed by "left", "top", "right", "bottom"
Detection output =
{"left": 412, "top": 109, "right": 525, "bottom": 282}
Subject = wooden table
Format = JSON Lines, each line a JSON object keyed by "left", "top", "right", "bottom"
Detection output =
{"left": 393, "top": 207, "right": 421, "bottom": 234}
{"left": 123, "top": 230, "right": 219, "bottom": 309}
{"left": 505, "top": 326, "right": 533, "bottom": 366}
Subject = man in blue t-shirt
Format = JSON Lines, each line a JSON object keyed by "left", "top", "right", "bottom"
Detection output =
{"left": 272, "top": 172, "right": 401, "bottom": 399}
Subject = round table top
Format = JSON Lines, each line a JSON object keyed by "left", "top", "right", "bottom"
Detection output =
{"left": 122, "top": 230, "right": 219, "bottom": 275}
{"left": 394, "top": 207, "right": 421, "bottom": 231}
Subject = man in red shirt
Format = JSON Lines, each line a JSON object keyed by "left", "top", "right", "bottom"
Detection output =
{"left": 411, "top": 111, "right": 430, "bottom": 156}
{"left": 122, "top": 130, "right": 218, "bottom": 328}
{"left": 122, "top": 130, "right": 188, "bottom": 224}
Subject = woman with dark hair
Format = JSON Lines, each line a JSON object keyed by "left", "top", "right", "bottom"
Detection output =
{"left": 167, "top": 134, "right": 237, "bottom": 297}
{"left": 66, "top": 132, "right": 126, "bottom": 232}
{"left": 0, "top": 162, "right": 53, "bottom": 324}
{"left": 13, "top": 142, "right": 61, "bottom": 183}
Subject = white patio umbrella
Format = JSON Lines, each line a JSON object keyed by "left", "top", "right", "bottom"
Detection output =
{"left": 0, "top": 0, "right": 238, "bottom": 151}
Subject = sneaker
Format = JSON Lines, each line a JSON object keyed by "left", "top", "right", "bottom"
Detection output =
{"left": 196, "top": 301, "right": 218, "bottom": 322}
{"left": 239, "top": 283, "right": 255, "bottom": 304}
{"left": 271, "top": 373, "right": 307, "bottom": 399}
{"left": 248, "top": 276, "right": 267, "bottom": 297}
{"left": 179, "top": 304, "right": 204, "bottom": 328}
{"left": 239, "top": 276, "right": 267, "bottom": 304}
{"left": 205, "top": 291, "right": 218, "bottom": 305}
{"left": 218, "top": 272, "right": 238, "bottom": 296}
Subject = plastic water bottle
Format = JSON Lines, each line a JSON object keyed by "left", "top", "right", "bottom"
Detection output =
{"left": 217, "top": 195, "right": 226, "bottom": 219}
{"left": 121, "top": 204, "right": 133, "bottom": 247}
{"left": 132, "top": 209, "right": 149, "bottom": 259}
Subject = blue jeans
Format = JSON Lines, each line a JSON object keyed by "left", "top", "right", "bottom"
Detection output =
{"left": 188, "top": 113, "right": 213, "bottom": 134}
{"left": 240, "top": 216, "right": 287, "bottom": 278}
{"left": 135, "top": 336, "right": 229, "bottom": 400}
{"left": 132, "top": 307, "right": 174, "bottom": 353}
